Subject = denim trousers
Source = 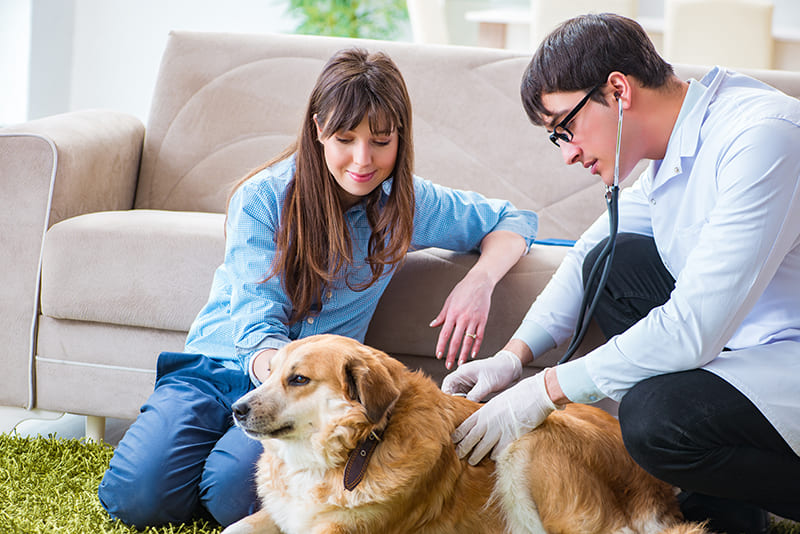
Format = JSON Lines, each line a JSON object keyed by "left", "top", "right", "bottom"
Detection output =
{"left": 98, "top": 352, "right": 263, "bottom": 527}
{"left": 584, "top": 233, "right": 800, "bottom": 521}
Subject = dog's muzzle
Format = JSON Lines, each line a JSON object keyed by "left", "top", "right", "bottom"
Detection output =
{"left": 232, "top": 394, "right": 294, "bottom": 439}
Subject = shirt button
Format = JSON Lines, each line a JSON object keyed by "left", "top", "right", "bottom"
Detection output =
{"left": 307, "top": 317, "right": 314, "bottom": 325}
{"left": 326, "top": 291, "right": 333, "bottom": 300}
{"left": 588, "top": 394, "right": 598, "bottom": 402}
{"left": 650, "top": 198, "right": 657, "bottom": 205}
{"left": 673, "top": 166, "right": 680, "bottom": 173}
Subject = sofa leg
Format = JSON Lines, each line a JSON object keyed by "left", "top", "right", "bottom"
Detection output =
{"left": 85, "top": 415, "right": 106, "bottom": 442}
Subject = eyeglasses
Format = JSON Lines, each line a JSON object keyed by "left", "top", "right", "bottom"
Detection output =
{"left": 549, "top": 84, "right": 601, "bottom": 147}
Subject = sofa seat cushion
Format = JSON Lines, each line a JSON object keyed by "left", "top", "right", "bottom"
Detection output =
{"left": 41, "top": 209, "right": 588, "bottom": 361}
{"left": 41, "top": 210, "right": 226, "bottom": 332}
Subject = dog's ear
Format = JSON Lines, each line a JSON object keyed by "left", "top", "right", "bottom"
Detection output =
{"left": 343, "top": 354, "right": 400, "bottom": 424}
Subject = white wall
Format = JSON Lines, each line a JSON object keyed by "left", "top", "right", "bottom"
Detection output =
{"left": 27, "top": 0, "right": 74, "bottom": 121}
{"left": 9, "top": 0, "right": 298, "bottom": 125}
{"left": 66, "top": 0, "right": 298, "bottom": 123}
{"left": 638, "top": 0, "right": 800, "bottom": 36}
{"left": 0, "top": 0, "right": 32, "bottom": 126}
{"left": 4, "top": 0, "right": 800, "bottom": 128}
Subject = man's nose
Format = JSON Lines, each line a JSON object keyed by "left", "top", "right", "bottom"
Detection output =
{"left": 560, "top": 142, "right": 581, "bottom": 166}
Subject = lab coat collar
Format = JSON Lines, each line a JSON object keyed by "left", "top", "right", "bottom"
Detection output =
{"left": 654, "top": 66, "right": 727, "bottom": 186}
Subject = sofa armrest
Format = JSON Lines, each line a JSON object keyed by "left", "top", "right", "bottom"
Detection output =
{"left": 0, "top": 110, "right": 144, "bottom": 409}
{"left": 1, "top": 110, "right": 145, "bottom": 225}
{"left": 366, "top": 245, "right": 570, "bottom": 359}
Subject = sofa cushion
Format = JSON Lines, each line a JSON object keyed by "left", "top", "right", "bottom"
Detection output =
{"left": 41, "top": 210, "right": 225, "bottom": 332}
{"left": 136, "top": 31, "right": 608, "bottom": 242}
{"left": 365, "top": 246, "right": 569, "bottom": 357}
{"left": 135, "top": 31, "right": 800, "bottom": 245}
{"left": 41, "top": 209, "right": 585, "bottom": 361}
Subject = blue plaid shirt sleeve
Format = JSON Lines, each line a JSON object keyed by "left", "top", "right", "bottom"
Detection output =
{"left": 409, "top": 177, "right": 538, "bottom": 251}
{"left": 225, "top": 177, "right": 295, "bottom": 371}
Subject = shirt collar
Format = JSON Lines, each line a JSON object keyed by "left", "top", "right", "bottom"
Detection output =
{"left": 674, "top": 66, "right": 727, "bottom": 159}
{"left": 345, "top": 177, "right": 394, "bottom": 216}
{"left": 381, "top": 177, "right": 394, "bottom": 196}
{"left": 653, "top": 66, "right": 727, "bottom": 184}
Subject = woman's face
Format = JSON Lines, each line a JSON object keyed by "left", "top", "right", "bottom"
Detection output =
{"left": 316, "top": 114, "right": 399, "bottom": 209}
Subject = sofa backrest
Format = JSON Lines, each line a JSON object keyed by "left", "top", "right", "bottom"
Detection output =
{"left": 136, "top": 31, "right": 800, "bottom": 240}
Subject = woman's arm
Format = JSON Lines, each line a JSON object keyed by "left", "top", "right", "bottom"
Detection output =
{"left": 250, "top": 348, "right": 279, "bottom": 384}
{"left": 431, "top": 230, "right": 528, "bottom": 369}
{"left": 409, "top": 176, "right": 538, "bottom": 368}
{"left": 226, "top": 171, "right": 296, "bottom": 381}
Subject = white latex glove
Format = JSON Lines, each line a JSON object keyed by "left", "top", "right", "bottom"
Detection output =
{"left": 441, "top": 350, "right": 522, "bottom": 402}
{"left": 452, "top": 371, "right": 559, "bottom": 465}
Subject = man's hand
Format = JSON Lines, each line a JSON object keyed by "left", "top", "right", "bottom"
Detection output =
{"left": 452, "top": 371, "right": 559, "bottom": 465}
{"left": 441, "top": 350, "right": 522, "bottom": 401}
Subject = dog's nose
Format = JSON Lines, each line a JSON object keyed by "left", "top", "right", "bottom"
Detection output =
{"left": 232, "top": 399, "right": 250, "bottom": 422}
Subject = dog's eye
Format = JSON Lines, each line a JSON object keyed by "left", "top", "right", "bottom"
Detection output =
{"left": 288, "top": 374, "right": 310, "bottom": 386}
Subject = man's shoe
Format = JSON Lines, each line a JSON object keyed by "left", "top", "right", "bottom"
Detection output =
{"left": 678, "top": 492, "right": 769, "bottom": 534}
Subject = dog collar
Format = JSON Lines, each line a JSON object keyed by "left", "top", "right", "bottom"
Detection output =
{"left": 343, "top": 429, "right": 383, "bottom": 491}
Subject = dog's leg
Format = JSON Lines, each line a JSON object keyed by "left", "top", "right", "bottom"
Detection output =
{"left": 221, "top": 510, "right": 283, "bottom": 534}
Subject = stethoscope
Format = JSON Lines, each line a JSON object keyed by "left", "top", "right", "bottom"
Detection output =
{"left": 557, "top": 95, "right": 623, "bottom": 365}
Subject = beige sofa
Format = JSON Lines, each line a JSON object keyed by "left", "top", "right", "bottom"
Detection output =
{"left": 3, "top": 31, "right": 800, "bottom": 438}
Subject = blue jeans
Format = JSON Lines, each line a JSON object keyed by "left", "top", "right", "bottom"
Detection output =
{"left": 98, "top": 352, "right": 263, "bottom": 527}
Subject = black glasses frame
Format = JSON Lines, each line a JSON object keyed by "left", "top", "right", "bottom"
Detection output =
{"left": 549, "top": 84, "right": 602, "bottom": 147}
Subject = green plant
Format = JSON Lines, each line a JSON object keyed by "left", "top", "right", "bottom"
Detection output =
{"left": 287, "top": 0, "right": 409, "bottom": 40}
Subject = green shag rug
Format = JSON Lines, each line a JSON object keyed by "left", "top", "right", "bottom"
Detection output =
{"left": 0, "top": 432, "right": 797, "bottom": 534}
{"left": 0, "top": 433, "right": 222, "bottom": 534}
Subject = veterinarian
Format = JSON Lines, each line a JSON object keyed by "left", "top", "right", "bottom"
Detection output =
{"left": 443, "top": 13, "right": 800, "bottom": 534}
{"left": 97, "top": 48, "right": 537, "bottom": 528}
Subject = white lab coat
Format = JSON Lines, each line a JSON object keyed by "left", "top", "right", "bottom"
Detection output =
{"left": 524, "top": 67, "right": 800, "bottom": 455}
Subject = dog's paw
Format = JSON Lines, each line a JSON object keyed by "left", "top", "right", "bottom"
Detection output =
{"left": 221, "top": 519, "right": 255, "bottom": 534}
{"left": 222, "top": 511, "right": 282, "bottom": 534}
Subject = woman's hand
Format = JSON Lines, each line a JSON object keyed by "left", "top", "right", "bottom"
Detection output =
{"left": 430, "top": 230, "right": 527, "bottom": 369}
{"left": 430, "top": 268, "right": 494, "bottom": 369}
{"left": 250, "top": 349, "right": 278, "bottom": 384}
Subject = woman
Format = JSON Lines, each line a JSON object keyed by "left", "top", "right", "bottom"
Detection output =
{"left": 98, "top": 47, "right": 537, "bottom": 528}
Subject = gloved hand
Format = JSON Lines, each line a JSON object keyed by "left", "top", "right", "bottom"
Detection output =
{"left": 452, "top": 370, "right": 559, "bottom": 465}
{"left": 441, "top": 350, "right": 522, "bottom": 402}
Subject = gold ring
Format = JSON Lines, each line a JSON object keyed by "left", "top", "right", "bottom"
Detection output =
{"left": 464, "top": 332, "right": 477, "bottom": 339}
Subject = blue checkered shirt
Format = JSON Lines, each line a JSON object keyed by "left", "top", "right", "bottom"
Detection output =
{"left": 185, "top": 155, "right": 537, "bottom": 382}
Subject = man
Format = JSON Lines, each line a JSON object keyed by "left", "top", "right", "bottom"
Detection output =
{"left": 443, "top": 13, "right": 800, "bottom": 534}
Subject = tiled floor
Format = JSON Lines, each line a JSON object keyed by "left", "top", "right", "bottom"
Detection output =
{"left": 0, "top": 406, "right": 133, "bottom": 446}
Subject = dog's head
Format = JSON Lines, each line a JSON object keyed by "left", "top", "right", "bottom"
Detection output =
{"left": 232, "top": 335, "right": 401, "bottom": 450}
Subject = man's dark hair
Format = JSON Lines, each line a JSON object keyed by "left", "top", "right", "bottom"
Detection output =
{"left": 521, "top": 13, "right": 674, "bottom": 126}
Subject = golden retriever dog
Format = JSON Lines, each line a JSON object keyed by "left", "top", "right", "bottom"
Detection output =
{"left": 222, "top": 334, "right": 707, "bottom": 534}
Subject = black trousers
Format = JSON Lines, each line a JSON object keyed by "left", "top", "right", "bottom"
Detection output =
{"left": 582, "top": 233, "right": 800, "bottom": 521}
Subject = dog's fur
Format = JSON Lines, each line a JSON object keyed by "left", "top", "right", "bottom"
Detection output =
{"left": 222, "top": 334, "right": 708, "bottom": 534}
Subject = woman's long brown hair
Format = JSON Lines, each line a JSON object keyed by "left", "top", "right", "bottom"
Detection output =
{"left": 231, "top": 48, "right": 415, "bottom": 324}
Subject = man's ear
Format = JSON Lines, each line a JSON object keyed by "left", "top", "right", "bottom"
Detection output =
{"left": 607, "top": 71, "right": 631, "bottom": 109}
